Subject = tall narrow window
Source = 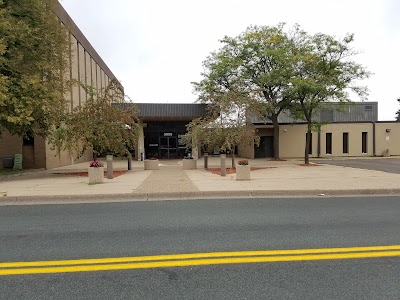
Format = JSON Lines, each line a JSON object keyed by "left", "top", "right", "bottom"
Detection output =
{"left": 343, "top": 132, "right": 349, "bottom": 154}
{"left": 362, "top": 132, "right": 368, "bottom": 153}
{"left": 326, "top": 133, "right": 332, "bottom": 154}
{"left": 306, "top": 132, "right": 313, "bottom": 155}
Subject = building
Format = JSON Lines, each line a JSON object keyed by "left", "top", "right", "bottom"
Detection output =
{"left": 114, "top": 103, "right": 208, "bottom": 160}
{"left": 0, "top": 2, "right": 121, "bottom": 169}
{"left": 239, "top": 101, "right": 400, "bottom": 158}
{"left": 117, "top": 101, "right": 399, "bottom": 162}
{"left": 1, "top": 3, "right": 398, "bottom": 169}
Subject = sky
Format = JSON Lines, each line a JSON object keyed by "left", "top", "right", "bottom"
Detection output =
{"left": 60, "top": 0, "right": 399, "bottom": 121}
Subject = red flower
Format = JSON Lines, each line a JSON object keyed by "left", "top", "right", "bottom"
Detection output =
{"left": 89, "top": 161, "right": 103, "bottom": 167}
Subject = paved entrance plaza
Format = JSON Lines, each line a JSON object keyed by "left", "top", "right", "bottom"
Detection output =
{"left": 1, "top": 156, "right": 400, "bottom": 202}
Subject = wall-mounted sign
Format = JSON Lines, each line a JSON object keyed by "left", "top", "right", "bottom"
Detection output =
{"left": 164, "top": 133, "right": 173, "bottom": 137}
{"left": 149, "top": 144, "right": 158, "bottom": 147}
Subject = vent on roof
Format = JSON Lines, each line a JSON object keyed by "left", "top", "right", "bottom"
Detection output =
{"left": 365, "top": 105, "right": 373, "bottom": 111}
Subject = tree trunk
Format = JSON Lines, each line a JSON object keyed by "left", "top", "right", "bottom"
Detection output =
{"left": 271, "top": 114, "right": 280, "bottom": 160}
{"left": 301, "top": 102, "right": 312, "bottom": 165}
{"left": 304, "top": 122, "right": 312, "bottom": 165}
{"left": 93, "top": 152, "right": 97, "bottom": 161}
{"left": 231, "top": 151, "right": 235, "bottom": 169}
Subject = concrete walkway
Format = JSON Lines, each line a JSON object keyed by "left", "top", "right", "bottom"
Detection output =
{"left": 134, "top": 161, "right": 199, "bottom": 194}
{"left": 1, "top": 156, "right": 400, "bottom": 202}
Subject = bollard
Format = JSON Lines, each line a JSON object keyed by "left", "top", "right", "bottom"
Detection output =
{"left": 220, "top": 154, "right": 226, "bottom": 177}
{"left": 106, "top": 155, "right": 113, "bottom": 179}
{"left": 204, "top": 153, "right": 208, "bottom": 169}
{"left": 128, "top": 153, "right": 132, "bottom": 170}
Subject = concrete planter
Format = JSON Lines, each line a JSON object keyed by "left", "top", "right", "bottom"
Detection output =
{"left": 183, "top": 159, "right": 197, "bottom": 170}
{"left": 144, "top": 159, "right": 159, "bottom": 170}
{"left": 88, "top": 167, "right": 104, "bottom": 184}
{"left": 236, "top": 164, "right": 250, "bottom": 181}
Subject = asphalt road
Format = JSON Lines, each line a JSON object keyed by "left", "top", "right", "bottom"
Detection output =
{"left": 315, "top": 157, "right": 400, "bottom": 174}
{"left": 1, "top": 196, "right": 400, "bottom": 299}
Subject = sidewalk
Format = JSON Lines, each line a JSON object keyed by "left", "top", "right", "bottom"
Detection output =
{"left": 1, "top": 157, "right": 400, "bottom": 203}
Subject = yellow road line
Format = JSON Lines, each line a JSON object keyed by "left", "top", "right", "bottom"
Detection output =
{"left": 1, "top": 250, "right": 400, "bottom": 276}
{"left": 2, "top": 245, "right": 400, "bottom": 268}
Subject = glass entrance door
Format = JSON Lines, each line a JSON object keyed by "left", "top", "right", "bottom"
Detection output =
{"left": 160, "top": 137, "right": 178, "bottom": 159}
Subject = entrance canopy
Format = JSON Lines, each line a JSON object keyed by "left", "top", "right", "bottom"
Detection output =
{"left": 113, "top": 103, "right": 208, "bottom": 122}
{"left": 113, "top": 103, "right": 208, "bottom": 159}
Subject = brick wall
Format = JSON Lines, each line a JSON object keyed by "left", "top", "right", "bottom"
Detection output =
{"left": 0, "top": 131, "right": 22, "bottom": 169}
{"left": 34, "top": 135, "right": 47, "bottom": 169}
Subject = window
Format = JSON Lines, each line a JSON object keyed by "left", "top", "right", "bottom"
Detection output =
{"left": 306, "top": 132, "right": 312, "bottom": 155}
{"left": 343, "top": 132, "right": 349, "bottom": 154}
{"left": 362, "top": 132, "right": 368, "bottom": 153}
{"left": 326, "top": 133, "right": 332, "bottom": 154}
{"left": 365, "top": 105, "right": 373, "bottom": 112}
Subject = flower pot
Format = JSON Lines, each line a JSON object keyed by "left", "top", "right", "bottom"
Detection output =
{"left": 144, "top": 159, "right": 159, "bottom": 170}
{"left": 183, "top": 159, "right": 197, "bottom": 170}
{"left": 236, "top": 164, "right": 250, "bottom": 181}
{"left": 88, "top": 167, "right": 104, "bottom": 184}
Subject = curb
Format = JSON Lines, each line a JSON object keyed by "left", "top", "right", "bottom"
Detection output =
{"left": 1, "top": 189, "right": 400, "bottom": 205}
{"left": 0, "top": 168, "right": 46, "bottom": 180}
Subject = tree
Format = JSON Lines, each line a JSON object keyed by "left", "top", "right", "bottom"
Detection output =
{"left": 193, "top": 24, "right": 296, "bottom": 159}
{"left": 190, "top": 43, "right": 258, "bottom": 167}
{"left": 289, "top": 30, "right": 370, "bottom": 164}
{"left": 184, "top": 90, "right": 259, "bottom": 168}
{"left": 184, "top": 118, "right": 258, "bottom": 169}
{"left": 396, "top": 98, "right": 400, "bottom": 121}
{"left": 49, "top": 80, "right": 140, "bottom": 160}
{"left": 0, "top": 0, "right": 69, "bottom": 137}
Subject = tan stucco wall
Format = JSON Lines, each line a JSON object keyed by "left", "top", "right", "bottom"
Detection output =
{"left": 278, "top": 122, "right": 400, "bottom": 158}
{"left": 42, "top": 29, "right": 119, "bottom": 169}
{"left": 91, "top": 58, "right": 97, "bottom": 89}
{"left": 279, "top": 123, "right": 375, "bottom": 158}
{"left": 319, "top": 123, "right": 373, "bottom": 157}
{"left": 105, "top": 75, "right": 109, "bottom": 88}
{"left": 279, "top": 124, "right": 310, "bottom": 158}
{"left": 375, "top": 123, "right": 400, "bottom": 156}
{"left": 137, "top": 122, "right": 145, "bottom": 160}
{"left": 99, "top": 68, "right": 104, "bottom": 91}
{"left": 96, "top": 64, "right": 102, "bottom": 93}
{"left": 70, "top": 35, "right": 80, "bottom": 110}
{"left": 252, "top": 122, "right": 394, "bottom": 159}
{"left": 72, "top": 148, "right": 93, "bottom": 164}
{"left": 45, "top": 141, "right": 73, "bottom": 170}
{"left": 43, "top": 139, "right": 92, "bottom": 170}
{"left": 85, "top": 52, "right": 92, "bottom": 89}
{"left": 78, "top": 43, "right": 87, "bottom": 102}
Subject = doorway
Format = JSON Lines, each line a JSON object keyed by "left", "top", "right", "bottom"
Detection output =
{"left": 160, "top": 137, "right": 177, "bottom": 159}
{"left": 254, "top": 136, "right": 274, "bottom": 158}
